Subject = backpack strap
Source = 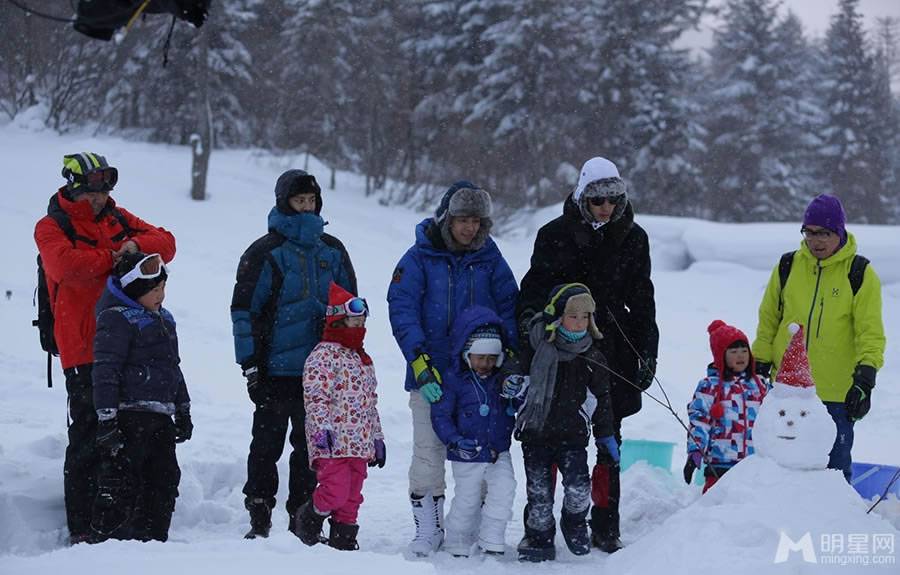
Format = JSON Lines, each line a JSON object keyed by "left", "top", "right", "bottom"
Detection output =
{"left": 108, "top": 208, "right": 134, "bottom": 243}
{"left": 777, "top": 251, "right": 795, "bottom": 310}
{"left": 48, "top": 210, "right": 97, "bottom": 247}
{"left": 779, "top": 249, "right": 868, "bottom": 300}
{"left": 848, "top": 255, "right": 869, "bottom": 296}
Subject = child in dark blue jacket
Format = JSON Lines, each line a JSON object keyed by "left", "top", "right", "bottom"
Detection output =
{"left": 431, "top": 306, "right": 522, "bottom": 557}
{"left": 90, "top": 252, "right": 192, "bottom": 542}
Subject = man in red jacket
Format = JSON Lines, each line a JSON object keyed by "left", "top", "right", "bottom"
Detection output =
{"left": 34, "top": 152, "right": 176, "bottom": 544}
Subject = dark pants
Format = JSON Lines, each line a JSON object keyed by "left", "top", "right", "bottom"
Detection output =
{"left": 92, "top": 411, "right": 180, "bottom": 542}
{"left": 523, "top": 443, "right": 590, "bottom": 533}
{"left": 825, "top": 401, "right": 855, "bottom": 482}
{"left": 64, "top": 364, "right": 99, "bottom": 539}
{"left": 242, "top": 382, "right": 317, "bottom": 516}
{"left": 590, "top": 419, "right": 621, "bottom": 540}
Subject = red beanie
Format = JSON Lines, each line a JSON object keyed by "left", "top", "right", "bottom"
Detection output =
{"left": 707, "top": 320, "right": 751, "bottom": 377}
{"left": 776, "top": 323, "right": 815, "bottom": 389}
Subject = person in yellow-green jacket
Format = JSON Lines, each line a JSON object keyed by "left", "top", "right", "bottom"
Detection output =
{"left": 752, "top": 194, "right": 885, "bottom": 482}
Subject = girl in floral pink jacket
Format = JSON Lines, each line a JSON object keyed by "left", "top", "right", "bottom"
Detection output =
{"left": 292, "top": 282, "right": 385, "bottom": 551}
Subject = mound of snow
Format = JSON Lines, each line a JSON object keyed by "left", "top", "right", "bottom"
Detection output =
{"left": 608, "top": 456, "right": 899, "bottom": 573}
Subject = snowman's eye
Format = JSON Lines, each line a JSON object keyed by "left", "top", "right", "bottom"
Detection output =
{"left": 778, "top": 409, "right": 786, "bottom": 417}
{"left": 800, "top": 410, "right": 808, "bottom": 417}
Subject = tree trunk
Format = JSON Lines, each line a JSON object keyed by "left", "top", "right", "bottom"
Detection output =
{"left": 191, "top": 28, "right": 212, "bottom": 201}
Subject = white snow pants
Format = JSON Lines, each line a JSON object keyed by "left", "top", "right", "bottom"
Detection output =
{"left": 409, "top": 390, "right": 446, "bottom": 497}
{"left": 445, "top": 451, "right": 516, "bottom": 554}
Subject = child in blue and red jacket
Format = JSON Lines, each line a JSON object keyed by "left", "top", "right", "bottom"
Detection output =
{"left": 684, "top": 320, "right": 768, "bottom": 493}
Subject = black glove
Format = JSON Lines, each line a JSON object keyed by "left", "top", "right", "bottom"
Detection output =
{"left": 636, "top": 357, "right": 657, "bottom": 391}
{"left": 756, "top": 361, "right": 772, "bottom": 379}
{"left": 683, "top": 452, "right": 702, "bottom": 484}
{"left": 845, "top": 365, "right": 876, "bottom": 421}
{"left": 244, "top": 366, "right": 272, "bottom": 406}
{"left": 174, "top": 410, "right": 193, "bottom": 443}
{"left": 369, "top": 439, "right": 386, "bottom": 468}
{"left": 517, "top": 311, "right": 535, "bottom": 346}
{"left": 96, "top": 418, "right": 125, "bottom": 457}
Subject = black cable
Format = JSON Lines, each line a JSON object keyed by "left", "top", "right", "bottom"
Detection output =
{"left": 597, "top": 306, "right": 721, "bottom": 479}
{"left": 5, "top": 0, "right": 76, "bottom": 23}
{"left": 161, "top": 14, "right": 176, "bottom": 66}
{"left": 866, "top": 467, "right": 900, "bottom": 514}
{"left": 577, "top": 353, "right": 720, "bottom": 479}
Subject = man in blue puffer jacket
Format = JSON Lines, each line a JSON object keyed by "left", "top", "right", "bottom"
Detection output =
{"left": 231, "top": 169, "right": 356, "bottom": 539}
{"left": 431, "top": 306, "right": 521, "bottom": 557}
{"left": 388, "top": 180, "right": 518, "bottom": 555}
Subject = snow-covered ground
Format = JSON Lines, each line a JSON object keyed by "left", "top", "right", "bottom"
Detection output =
{"left": 0, "top": 120, "right": 897, "bottom": 573}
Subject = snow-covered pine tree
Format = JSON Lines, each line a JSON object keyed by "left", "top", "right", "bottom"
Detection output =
{"left": 275, "top": 0, "right": 355, "bottom": 179}
{"left": 464, "top": 0, "right": 586, "bottom": 205}
{"left": 406, "top": 0, "right": 499, "bottom": 194}
{"left": 818, "top": 0, "right": 892, "bottom": 223}
{"left": 101, "top": 0, "right": 258, "bottom": 148}
{"left": 700, "top": 0, "right": 817, "bottom": 222}
{"left": 580, "top": 0, "right": 707, "bottom": 217}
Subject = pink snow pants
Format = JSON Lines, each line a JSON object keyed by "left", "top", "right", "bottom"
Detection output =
{"left": 312, "top": 457, "right": 368, "bottom": 524}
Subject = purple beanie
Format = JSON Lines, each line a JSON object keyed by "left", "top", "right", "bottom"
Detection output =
{"left": 803, "top": 194, "right": 847, "bottom": 247}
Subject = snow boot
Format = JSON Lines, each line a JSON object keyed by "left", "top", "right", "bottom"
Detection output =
{"left": 291, "top": 501, "right": 328, "bottom": 546}
{"left": 408, "top": 492, "right": 444, "bottom": 556}
{"left": 517, "top": 527, "right": 556, "bottom": 562}
{"left": 560, "top": 511, "right": 590, "bottom": 556}
{"left": 444, "top": 530, "right": 476, "bottom": 557}
{"left": 327, "top": 518, "right": 360, "bottom": 551}
{"left": 243, "top": 498, "right": 272, "bottom": 539}
{"left": 589, "top": 506, "right": 623, "bottom": 553}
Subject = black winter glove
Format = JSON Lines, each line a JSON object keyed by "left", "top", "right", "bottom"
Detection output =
{"left": 683, "top": 452, "right": 702, "bottom": 485}
{"left": 636, "top": 357, "right": 657, "bottom": 391}
{"left": 174, "top": 410, "right": 193, "bottom": 443}
{"left": 244, "top": 366, "right": 272, "bottom": 406}
{"left": 369, "top": 439, "right": 386, "bottom": 468}
{"left": 96, "top": 418, "right": 125, "bottom": 457}
{"left": 517, "top": 311, "right": 535, "bottom": 346}
{"left": 845, "top": 365, "right": 876, "bottom": 421}
{"left": 756, "top": 361, "right": 772, "bottom": 379}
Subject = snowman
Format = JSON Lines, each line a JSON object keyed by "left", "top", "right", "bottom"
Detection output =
{"left": 753, "top": 323, "right": 834, "bottom": 469}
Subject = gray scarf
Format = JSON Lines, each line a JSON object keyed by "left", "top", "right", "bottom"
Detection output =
{"left": 515, "top": 318, "right": 593, "bottom": 436}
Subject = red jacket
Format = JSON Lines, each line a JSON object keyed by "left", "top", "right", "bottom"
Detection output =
{"left": 34, "top": 190, "right": 176, "bottom": 369}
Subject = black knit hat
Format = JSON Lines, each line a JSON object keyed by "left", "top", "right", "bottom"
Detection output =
{"left": 115, "top": 252, "right": 168, "bottom": 301}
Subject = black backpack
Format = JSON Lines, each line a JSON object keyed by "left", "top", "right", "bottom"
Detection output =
{"left": 777, "top": 250, "right": 869, "bottom": 308}
{"left": 33, "top": 207, "right": 132, "bottom": 387}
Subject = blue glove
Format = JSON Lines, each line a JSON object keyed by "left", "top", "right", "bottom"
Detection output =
{"left": 501, "top": 374, "right": 528, "bottom": 399}
{"left": 595, "top": 435, "right": 620, "bottom": 464}
{"left": 419, "top": 382, "right": 443, "bottom": 403}
{"left": 450, "top": 438, "right": 480, "bottom": 460}
{"left": 411, "top": 353, "right": 443, "bottom": 403}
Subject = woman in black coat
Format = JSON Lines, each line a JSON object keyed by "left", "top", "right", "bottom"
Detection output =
{"left": 517, "top": 156, "right": 659, "bottom": 553}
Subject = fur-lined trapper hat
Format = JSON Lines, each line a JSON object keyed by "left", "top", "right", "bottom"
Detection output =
{"left": 541, "top": 283, "right": 602, "bottom": 342}
{"left": 572, "top": 157, "right": 628, "bottom": 229}
{"left": 434, "top": 180, "right": 493, "bottom": 251}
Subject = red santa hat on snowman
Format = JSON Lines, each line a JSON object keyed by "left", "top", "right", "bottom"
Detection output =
{"left": 771, "top": 323, "right": 816, "bottom": 398}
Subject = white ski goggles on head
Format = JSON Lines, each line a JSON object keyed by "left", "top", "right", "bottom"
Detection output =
{"left": 327, "top": 297, "right": 369, "bottom": 318}
{"left": 120, "top": 253, "right": 167, "bottom": 289}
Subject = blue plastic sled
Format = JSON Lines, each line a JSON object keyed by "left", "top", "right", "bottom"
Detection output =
{"left": 850, "top": 462, "right": 900, "bottom": 500}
